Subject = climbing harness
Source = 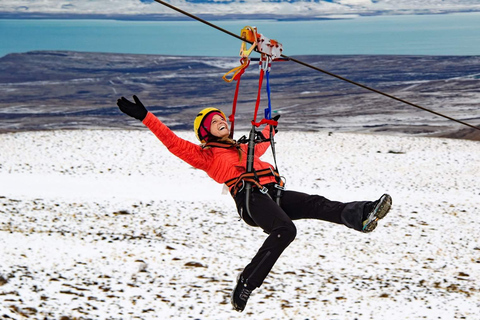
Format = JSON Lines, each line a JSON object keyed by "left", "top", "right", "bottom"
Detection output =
{"left": 219, "top": 26, "right": 286, "bottom": 218}
{"left": 226, "top": 168, "right": 285, "bottom": 197}
{"left": 153, "top": 0, "right": 480, "bottom": 133}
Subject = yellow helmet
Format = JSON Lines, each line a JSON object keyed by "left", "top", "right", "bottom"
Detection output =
{"left": 194, "top": 107, "right": 227, "bottom": 143}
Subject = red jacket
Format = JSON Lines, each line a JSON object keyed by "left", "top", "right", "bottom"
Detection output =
{"left": 143, "top": 112, "right": 277, "bottom": 187}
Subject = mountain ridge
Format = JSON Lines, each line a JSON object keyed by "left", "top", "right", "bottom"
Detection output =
{"left": 1, "top": 51, "right": 479, "bottom": 140}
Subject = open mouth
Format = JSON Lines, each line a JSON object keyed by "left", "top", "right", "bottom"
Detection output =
{"left": 219, "top": 125, "right": 226, "bottom": 131}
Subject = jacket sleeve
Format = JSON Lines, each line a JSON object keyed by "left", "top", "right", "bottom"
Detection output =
{"left": 254, "top": 125, "right": 275, "bottom": 157}
{"left": 142, "top": 112, "right": 211, "bottom": 171}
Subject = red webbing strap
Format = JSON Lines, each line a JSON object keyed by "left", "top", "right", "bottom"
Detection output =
{"left": 229, "top": 59, "right": 250, "bottom": 138}
{"left": 250, "top": 62, "right": 278, "bottom": 128}
{"left": 251, "top": 69, "right": 265, "bottom": 127}
{"left": 253, "top": 118, "right": 278, "bottom": 127}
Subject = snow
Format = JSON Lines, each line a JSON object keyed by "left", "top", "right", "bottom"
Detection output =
{"left": 1, "top": 0, "right": 480, "bottom": 17}
{"left": 0, "top": 129, "right": 479, "bottom": 319}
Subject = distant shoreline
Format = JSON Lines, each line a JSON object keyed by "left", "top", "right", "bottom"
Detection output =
{"left": 1, "top": 10, "right": 480, "bottom": 22}
{"left": 1, "top": 12, "right": 354, "bottom": 21}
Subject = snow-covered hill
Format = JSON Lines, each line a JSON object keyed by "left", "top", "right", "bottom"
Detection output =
{"left": 0, "top": 129, "right": 479, "bottom": 319}
{"left": 1, "top": 0, "right": 480, "bottom": 17}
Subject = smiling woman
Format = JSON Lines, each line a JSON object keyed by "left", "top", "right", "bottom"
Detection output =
{"left": 116, "top": 94, "right": 393, "bottom": 312}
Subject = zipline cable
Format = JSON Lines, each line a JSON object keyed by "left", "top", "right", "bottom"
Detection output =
{"left": 284, "top": 56, "right": 480, "bottom": 131}
{"left": 153, "top": 0, "right": 480, "bottom": 132}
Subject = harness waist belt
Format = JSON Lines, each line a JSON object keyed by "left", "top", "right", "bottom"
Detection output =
{"left": 226, "top": 168, "right": 284, "bottom": 197}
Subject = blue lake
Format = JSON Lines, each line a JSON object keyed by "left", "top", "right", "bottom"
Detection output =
{"left": 1, "top": 12, "right": 480, "bottom": 58}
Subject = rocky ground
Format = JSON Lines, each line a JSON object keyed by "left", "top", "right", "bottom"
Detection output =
{"left": 0, "top": 129, "right": 479, "bottom": 319}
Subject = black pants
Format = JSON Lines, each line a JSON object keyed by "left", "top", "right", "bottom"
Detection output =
{"left": 233, "top": 183, "right": 369, "bottom": 289}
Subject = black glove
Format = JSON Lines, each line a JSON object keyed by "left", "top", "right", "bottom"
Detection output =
{"left": 117, "top": 95, "right": 148, "bottom": 121}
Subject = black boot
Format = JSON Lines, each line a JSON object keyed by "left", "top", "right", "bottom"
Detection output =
{"left": 362, "top": 194, "right": 392, "bottom": 233}
{"left": 231, "top": 273, "right": 255, "bottom": 312}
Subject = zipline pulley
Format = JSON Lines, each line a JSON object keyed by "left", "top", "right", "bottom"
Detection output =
{"left": 223, "top": 26, "right": 282, "bottom": 136}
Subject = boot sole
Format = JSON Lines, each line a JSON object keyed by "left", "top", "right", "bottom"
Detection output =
{"left": 231, "top": 272, "right": 246, "bottom": 312}
{"left": 362, "top": 194, "right": 392, "bottom": 233}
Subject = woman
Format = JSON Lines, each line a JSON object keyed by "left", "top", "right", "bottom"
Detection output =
{"left": 116, "top": 95, "right": 392, "bottom": 312}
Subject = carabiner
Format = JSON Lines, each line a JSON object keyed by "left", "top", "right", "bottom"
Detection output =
{"left": 259, "top": 54, "right": 271, "bottom": 72}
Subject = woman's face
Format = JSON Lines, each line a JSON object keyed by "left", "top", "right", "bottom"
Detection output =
{"left": 209, "top": 114, "right": 230, "bottom": 138}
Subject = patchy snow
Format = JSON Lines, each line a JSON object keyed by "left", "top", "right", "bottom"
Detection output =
{"left": 0, "top": 129, "right": 479, "bottom": 319}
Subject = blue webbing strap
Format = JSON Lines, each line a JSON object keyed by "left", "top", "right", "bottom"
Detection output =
{"left": 264, "top": 68, "right": 272, "bottom": 120}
